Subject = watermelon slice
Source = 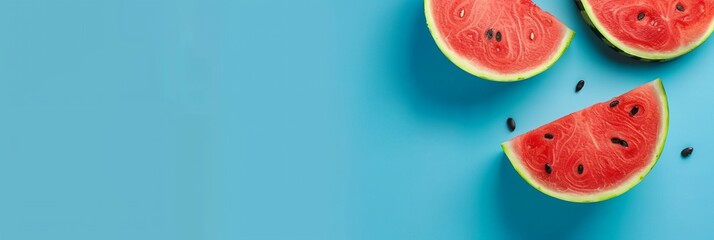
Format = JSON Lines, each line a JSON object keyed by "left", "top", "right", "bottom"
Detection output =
{"left": 425, "top": 0, "right": 575, "bottom": 81}
{"left": 577, "top": 0, "right": 714, "bottom": 61}
{"left": 502, "top": 79, "right": 669, "bottom": 203}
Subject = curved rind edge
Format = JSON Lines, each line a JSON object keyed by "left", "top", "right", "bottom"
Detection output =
{"left": 501, "top": 79, "right": 669, "bottom": 203}
{"left": 424, "top": 0, "right": 575, "bottom": 82}
{"left": 577, "top": 0, "right": 714, "bottom": 61}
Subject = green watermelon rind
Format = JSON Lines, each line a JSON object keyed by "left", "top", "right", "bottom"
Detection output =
{"left": 577, "top": 0, "right": 714, "bottom": 61}
{"left": 501, "top": 79, "right": 669, "bottom": 203}
{"left": 424, "top": 0, "right": 575, "bottom": 82}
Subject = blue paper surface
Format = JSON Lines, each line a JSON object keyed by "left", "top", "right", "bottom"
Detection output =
{"left": 0, "top": 0, "right": 712, "bottom": 239}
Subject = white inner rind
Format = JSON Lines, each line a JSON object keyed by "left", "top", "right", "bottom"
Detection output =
{"left": 501, "top": 79, "right": 669, "bottom": 203}
{"left": 579, "top": 0, "right": 714, "bottom": 60}
{"left": 424, "top": 0, "right": 575, "bottom": 82}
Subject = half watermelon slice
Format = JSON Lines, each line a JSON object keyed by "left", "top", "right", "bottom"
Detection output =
{"left": 577, "top": 0, "right": 714, "bottom": 61}
{"left": 425, "top": 0, "right": 575, "bottom": 81}
{"left": 502, "top": 79, "right": 669, "bottom": 203}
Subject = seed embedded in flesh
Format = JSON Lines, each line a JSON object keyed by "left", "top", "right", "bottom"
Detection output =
{"left": 507, "top": 118, "right": 516, "bottom": 132}
{"left": 495, "top": 31, "right": 502, "bottom": 42}
{"left": 544, "top": 133, "right": 553, "bottom": 139}
{"left": 459, "top": 9, "right": 465, "bottom": 18}
{"left": 681, "top": 147, "right": 694, "bottom": 157}
{"left": 637, "top": 12, "right": 645, "bottom": 21}
{"left": 676, "top": 4, "right": 684, "bottom": 12}
{"left": 611, "top": 137, "right": 628, "bottom": 147}
{"left": 630, "top": 105, "right": 640, "bottom": 116}
{"left": 575, "top": 80, "right": 585, "bottom": 92}
{"left": 530, "top": 32, "right": 535, "bottom": 40}
{"left": 577, "top": 164, "right": 584, "bottom": 175}
{"left": 486, "top": 29, "right": 494, "bottom": 39}
{"left": 610, "top": 100, "right": 619, "bottom": 107}
{"left": 545, "top": 163, "right": 552, "bottom": 174}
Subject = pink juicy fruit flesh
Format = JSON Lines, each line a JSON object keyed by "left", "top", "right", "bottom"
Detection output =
{"left": 509, "top": 83, "right": 663, "bottom": 195}
{"left": 587, "top": 0, "right": 714, "bottom": 53}
{"left": 430, "top": 0, "right": 569, "bottom": 74}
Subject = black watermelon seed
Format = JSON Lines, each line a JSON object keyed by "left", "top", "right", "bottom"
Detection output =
{"left": 610, "top": 100, "right": 619, "bottom": 107}
{"left": 486, "top": 29, "right": 494, "bottom": 39}
{"left": 676, "top": 4, "right": 684, "bottom": 11}
{"left": 630, "top": 105, "right": 640, "bottom": 116}
{"left": 575, "top": 80, "right": 585, "bottom": 92}
{"left": 637, "top": 12, "right": 645, "bottom": 21}
{"left": 544, "top": 133, "right": 554, "bottom": 139}
{"left": 681, "top": 147, "right": 694, "bottom": 157}
{"left": 495, "top": 31, "right": 502, "bottom": 42}
{"left": 507, "top": 118, "right": 516, "bottom": 132}
{"left": 545, "top": 163, "right": 552, "bottom": 174}
{"left": 611, "top": 137, "right": 628, "bottom": 147}
{"left": 577, "top": 164, "right": 584, "bottom": 175}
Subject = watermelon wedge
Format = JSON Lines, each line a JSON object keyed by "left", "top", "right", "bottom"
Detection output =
{"left": 425, "top": 0, "right": 575, "bottom": 81}
{"left": 577, "top": 0, "right": 714, "bottom": 61}
{"left": 502, "top": 79, "right": 669, "bottom": 203}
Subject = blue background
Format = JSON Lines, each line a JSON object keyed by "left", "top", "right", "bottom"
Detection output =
{"left": 0, "top": 0, "right": 712, "bottom": 239}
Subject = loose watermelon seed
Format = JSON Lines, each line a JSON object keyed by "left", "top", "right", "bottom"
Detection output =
{"left": 486, "top": 29, "right": 494, "bottom": 40}
{"left": 681, "top": 147, "right": 694, "bottom": 157}
{"left": 496, "top": 31, "right": 502, "bottom": 42}
{"left": 676, "top": 4, "right": 684, "bottom": 12}
{"left": 577, "top": 164, "right": 584, "bottom": 175}
{"left": 545, "top": 163, "right": 552, "bottom": 174}
{"left": 609, "top": 100, "right": 619, "bottom": 107}
{"left": 544, "top": 133, "right": 554, "bottom": 139}
{"left": 630, "top": 106, "right": 640, "bottom": 116}
{"left": 575, "top": 80, "right": 585, "bottom": 92}
{"left": 507, "top": 118, "right": 516, "bottom": 132}
{"left": 637, "top": 12, "right": 645, "bottom": 21}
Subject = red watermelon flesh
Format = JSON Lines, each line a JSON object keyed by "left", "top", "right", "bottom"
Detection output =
{"left": 502, "top": 79, "right": 668, "bottom": 202}
{"left": 578, "top": 0, "right": 714, "bottom": 60}
{"left": 425, "top": 0, "right": 574, "bottom": 81}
